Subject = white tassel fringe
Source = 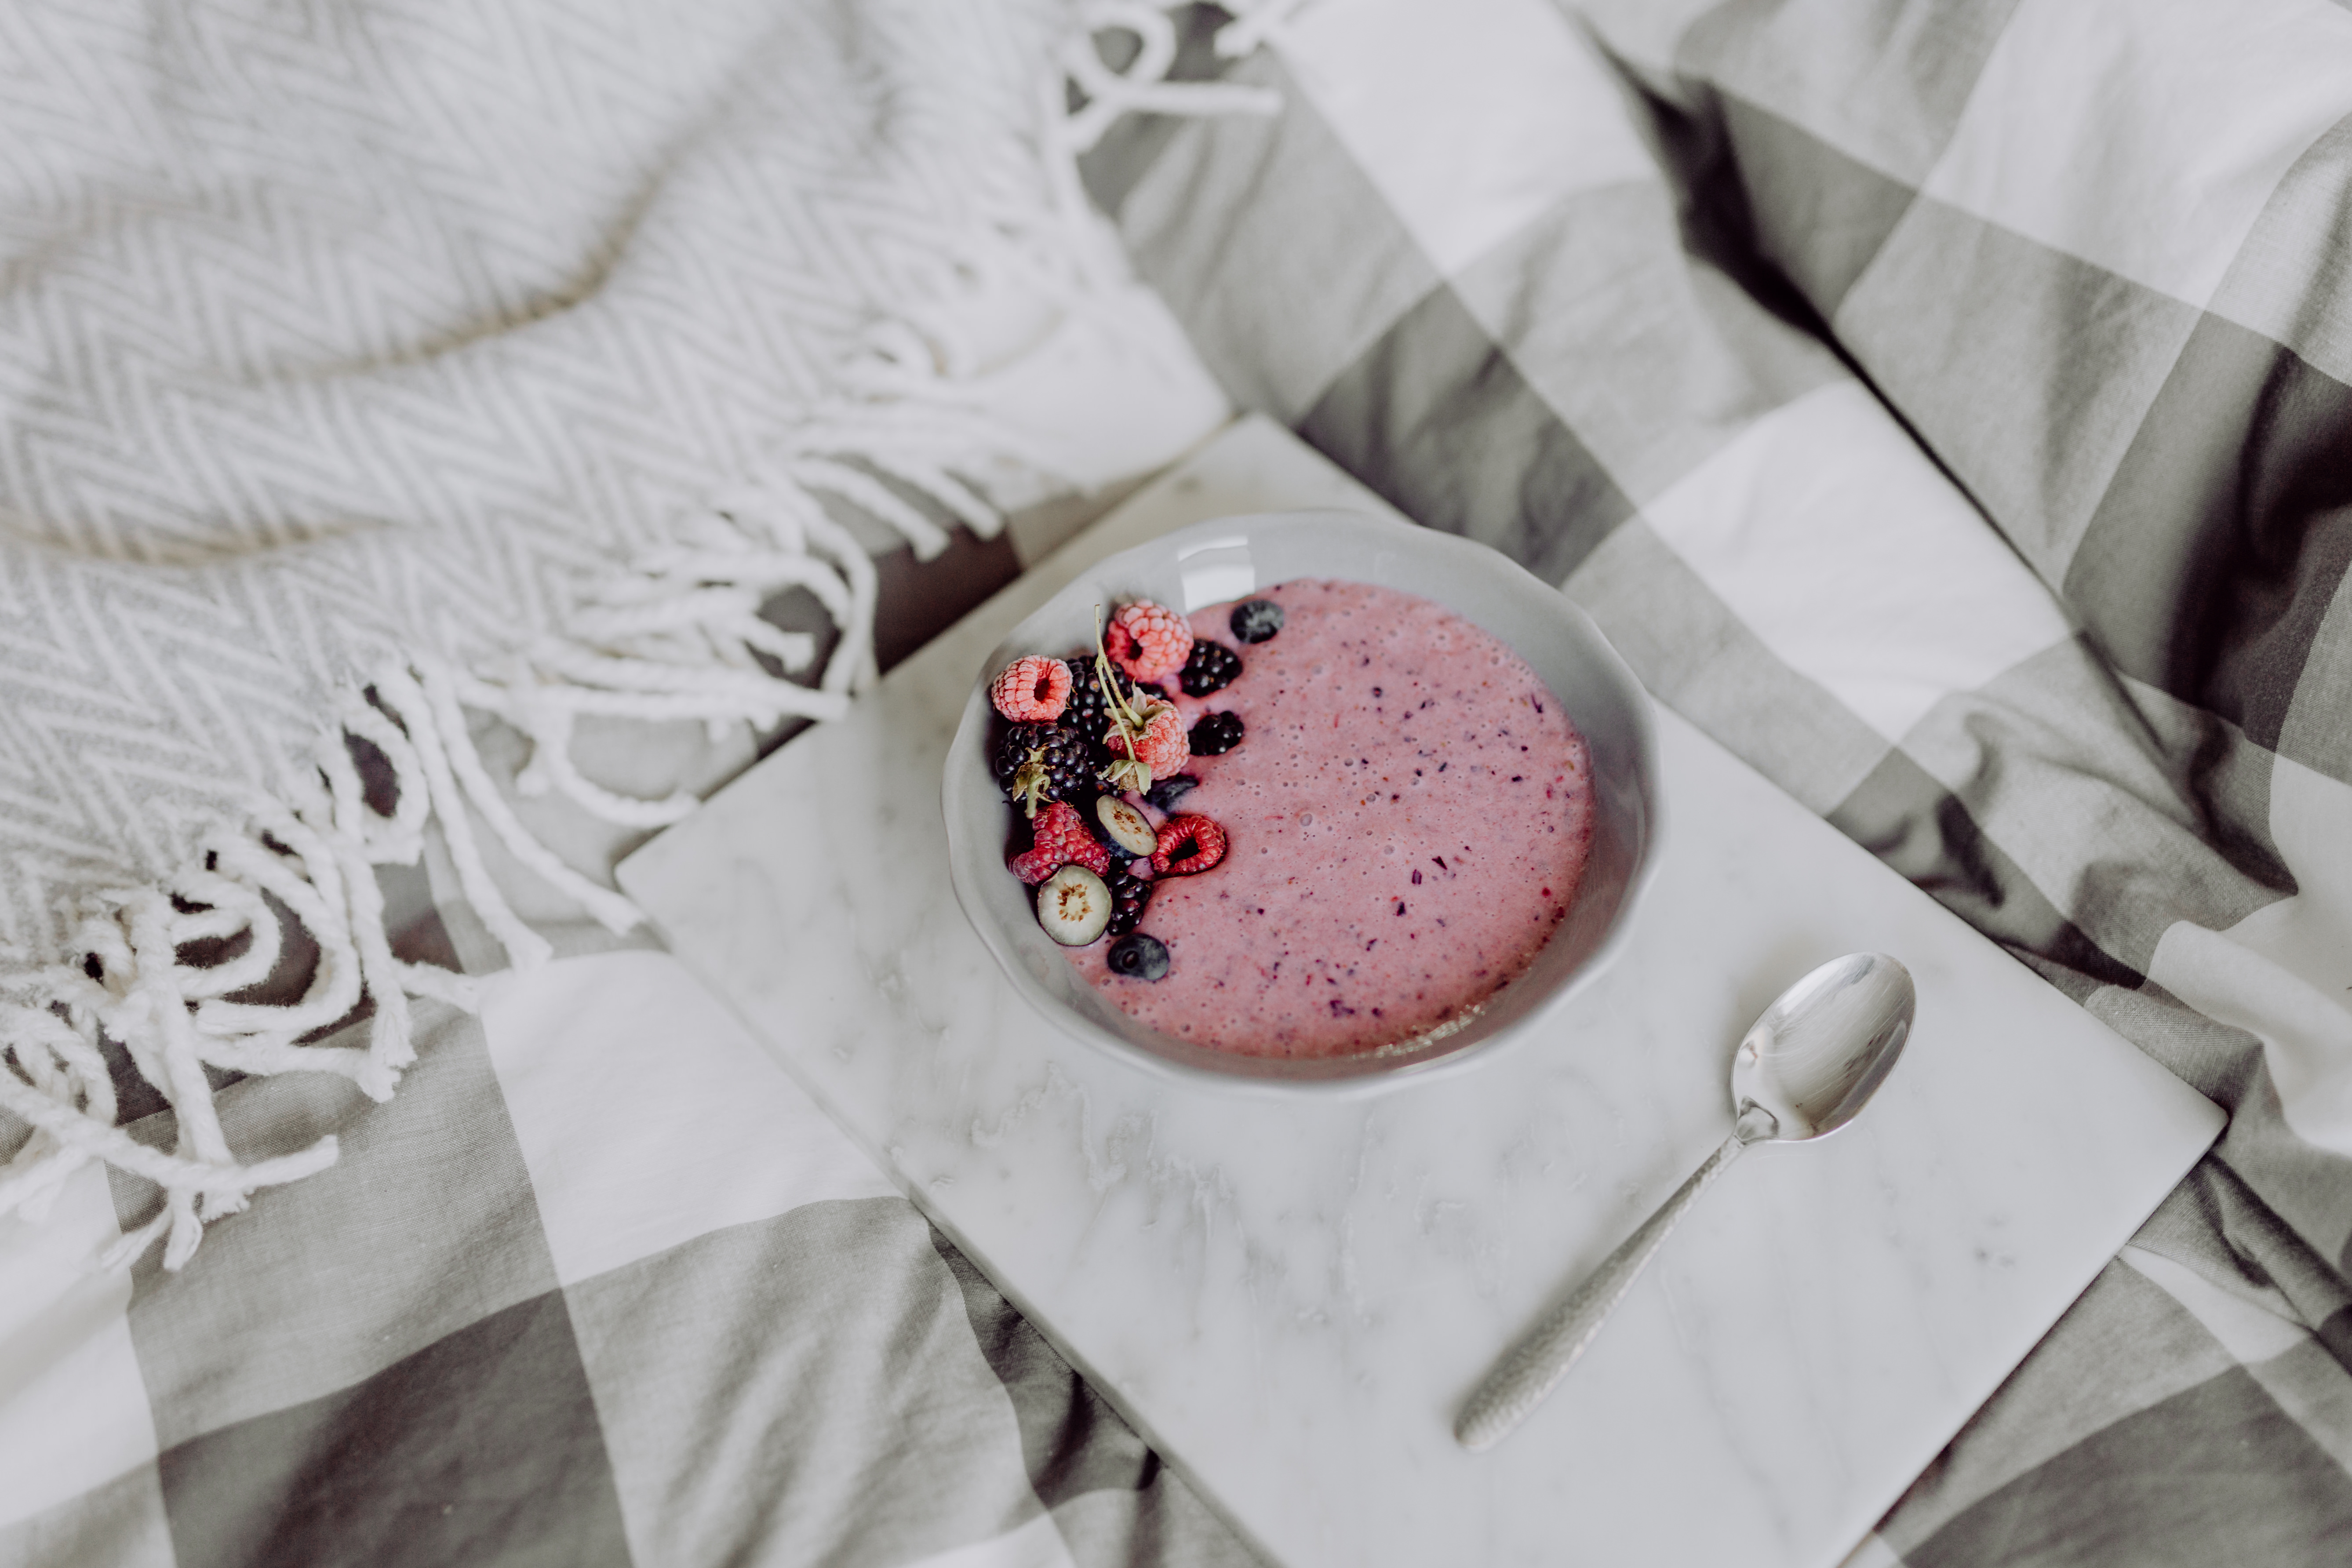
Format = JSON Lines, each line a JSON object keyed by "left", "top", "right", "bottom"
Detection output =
{"left": 0, "top": 4, "right": 1284, "bottom": 1273}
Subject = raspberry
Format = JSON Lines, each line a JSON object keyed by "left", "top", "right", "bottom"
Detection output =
{"left": 1107, "top": 706, "right": 1188, "bottom": 782}
{"left": 1106, "top": 601, "right": 1194, "bottom": 683}
{"left": 1064, "top": 658, "right": 1153, "bottom": 757}
{"left": 990, "top": 655, "right": 1071, "bottom": 722}
{"left": 1009, "top": 801, "right": 1111, "bottom": 885}
{"left": 1151, "top": 814, "right": 1227, "bottom": 876}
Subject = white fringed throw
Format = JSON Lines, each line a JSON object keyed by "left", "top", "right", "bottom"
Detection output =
{"left": 0, "top": 0, "right": 1272, "bottom": 1266}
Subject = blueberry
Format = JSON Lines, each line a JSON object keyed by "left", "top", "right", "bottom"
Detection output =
{"left": 1190, "top": 711, "right": 1245, "bottom": 756}
{"left": 1229, "top": 598, "right": 1284, "bottom": 644}
{"left": 1144, "top": 774, "right": 1198, "bottom": 811}
{"left": 1107, "top": 932, "right": 1170, "bottom": 981}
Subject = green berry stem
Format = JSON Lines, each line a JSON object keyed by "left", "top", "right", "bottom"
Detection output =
{"left": 1011, "top": 759, "right": 1051, "bottom": 817}
{"left": 1092, "top": 605, "right": 1171, "bottom": 794}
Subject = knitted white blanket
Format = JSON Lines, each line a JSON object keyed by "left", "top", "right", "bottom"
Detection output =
{"left": 0, "top": 0, "right": 1249, "bottom": 1266}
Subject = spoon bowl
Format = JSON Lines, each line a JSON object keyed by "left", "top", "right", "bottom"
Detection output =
{"left": 1457, "top": 952, "right": 1916, "bottom": 1451}
{"left": 1733, "top": 952, "right": 1915, "bottom": 1143}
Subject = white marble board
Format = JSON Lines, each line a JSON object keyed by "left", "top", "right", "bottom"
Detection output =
{"left": 619, "top": 418, "right": 2222, "bottom": 1568}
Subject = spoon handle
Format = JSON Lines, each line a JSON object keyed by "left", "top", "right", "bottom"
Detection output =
{"left": 1456, "top": 1130, "right": 1750, "bottom": 1452}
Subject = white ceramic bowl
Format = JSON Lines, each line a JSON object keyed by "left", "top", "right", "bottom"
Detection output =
{"left": 943, "top": 509, "right": 1662, "bottom": 1092}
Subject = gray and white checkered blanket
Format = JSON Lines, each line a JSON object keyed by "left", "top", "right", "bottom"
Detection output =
{"left": 9, "top": 1, "right": 2352, "bottom": 1564}
{"left": 1091, "top": 1, "right": 2352, "bottom": 1561}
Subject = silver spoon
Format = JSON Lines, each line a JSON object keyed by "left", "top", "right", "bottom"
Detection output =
{"left": 1455, "top": 952, "right": 1916, "bottom": 1452}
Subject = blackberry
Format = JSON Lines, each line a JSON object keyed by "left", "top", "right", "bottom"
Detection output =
{"left": 1105, "top": 872, "right": 1152, "bottom": 936}
{"left": 1189, "top": 711, "right": 1245, "bottom": 756}
{"left": 1144, "top": 774, "right": 1198, "bottom": 812}
{"left": 1065, "top": 658, "right": 1163, "bottom": 757}
{"left": 994, "top": 723, "right": 1094, "bottom": 815}
{"left": 1107, "top": 931, "right": 1170, "bottom": 981}
{"left": 1060, "top": 657, "right": 1102, "bottom": 727}
{"left": 993, "top": 722, "right": 1046, "bottom": 787}
{"left": 1229, "top": 598, "right": 1284, "bottom": 644}
{"left": 1178, "top": 640, "right": 1243, "bottom": 696}
{"left": 1061, "top": 659, "right": 1118, "bottom": 744}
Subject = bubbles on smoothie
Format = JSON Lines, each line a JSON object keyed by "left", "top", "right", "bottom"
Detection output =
{"left": 1064, "top": 577, "right": 1592, "bottom": 1058}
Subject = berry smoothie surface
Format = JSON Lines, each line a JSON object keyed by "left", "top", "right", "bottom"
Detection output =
{"left": 1064, "top": 579, "right": 1594, "bottom": 1058}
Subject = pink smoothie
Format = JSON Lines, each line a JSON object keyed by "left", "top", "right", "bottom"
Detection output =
{"left": 1063, "top": 579, "right": 1594, "bottom": 1058}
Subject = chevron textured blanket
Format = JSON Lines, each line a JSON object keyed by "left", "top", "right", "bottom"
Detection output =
{"left": 0, "top": 0, "right": 1246, "bottom": 1268}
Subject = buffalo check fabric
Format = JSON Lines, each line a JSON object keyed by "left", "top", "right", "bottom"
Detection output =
{"left": 0, "top": 900, "right": 1261, "bottom": 1568}
{"left": 1085, "top": 0, "right": 2352, "bottom": 1560}
{"left": 0, "top": 404, "right": 1257, "bottom": 1564}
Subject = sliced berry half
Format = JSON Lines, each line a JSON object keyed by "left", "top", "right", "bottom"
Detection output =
{"left": 1037, "top": 865, "right": 1112, "bottom": 946}
{"left": 1078, "top": 800, "right": 1136, "bottom": 870}
{"left": 1096, "top": 797, "right": 1158, "bottom": 856}
{"left": 1229, "top": 598, "right": 1284, "bottom": 644}
{"left": 1106, "top": 932, "right": 1170, "bottom": 981}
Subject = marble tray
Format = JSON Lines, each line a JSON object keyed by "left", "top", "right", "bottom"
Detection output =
{"left": 618, "top": 417, "right": 2222, "bottom": 1568}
